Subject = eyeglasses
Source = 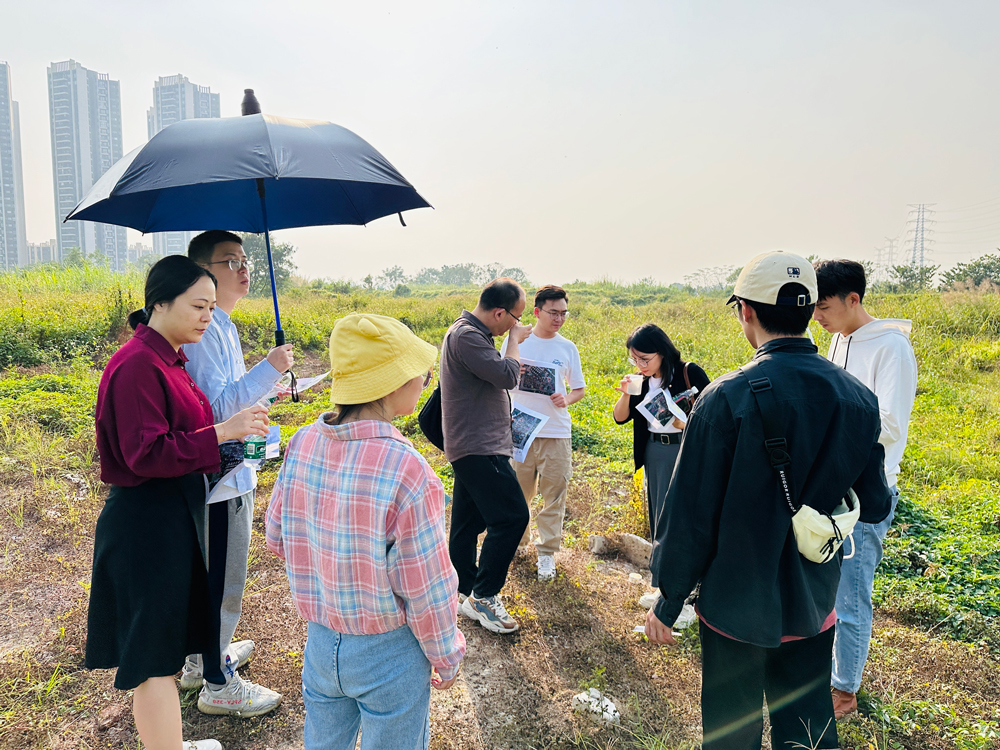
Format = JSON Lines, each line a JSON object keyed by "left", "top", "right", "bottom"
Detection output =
{"left": 540, "top": 309, "right": 570, "bottom": 320}
{"left": 504, "top": 309, "right": 521, "bottom": 323}
{"left": 730, "top": 299, "right": 743, "bottom": 319}
{"left": 207, "top": 258, "right": 253, "bottom": 272}
{"left": 287, "top": 370, "right": 299, "bottom": 403}
{"left": 627, "top": 353, "right": 657, "bottom": 367}
{"left": 422, "top": 370, "right": 433, "bottom": 388}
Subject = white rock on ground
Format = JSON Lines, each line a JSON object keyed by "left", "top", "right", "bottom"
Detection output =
{"left": 587, "top": 534, "right": 608, "bottom": 555}
{"left": 620, "top": 533, "right": 653, "bottom": 568}
{"left": 572, "top": 688, "right": 620, "bottom": 724}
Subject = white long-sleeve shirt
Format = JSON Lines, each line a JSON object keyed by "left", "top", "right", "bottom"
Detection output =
{"left": 182, "top": 307, "right": 282, "bottom": 499}
{"left": 826, "top": 318, "right": 917, "bottom": 488}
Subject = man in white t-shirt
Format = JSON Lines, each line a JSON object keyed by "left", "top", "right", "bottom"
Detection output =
{"left": 500, "top": 285, "right": 586, "bottom": 581}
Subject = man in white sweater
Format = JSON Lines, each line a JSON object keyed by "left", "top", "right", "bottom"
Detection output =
{"left": 813, "top": 259, "right": 918, "bottom": 720}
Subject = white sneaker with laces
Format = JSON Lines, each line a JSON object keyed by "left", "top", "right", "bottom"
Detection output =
{"left": 197, "top": 673, "right": 282, "bottom": 717}
{"left": 460, "top": 593, "right": 520, "bottom": 634}
{"left": 180, "top": 640, "right": 256, "bottom": 690}
{"left": 536, "top": 554, "right": 556, "bottom": 581}
{"left": 182, "top": 741, "right": 222, "bottom": 750}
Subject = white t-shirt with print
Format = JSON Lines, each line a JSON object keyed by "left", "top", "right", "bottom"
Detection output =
{"left": 500, "top": 332, "right": 586, "bottom": 439}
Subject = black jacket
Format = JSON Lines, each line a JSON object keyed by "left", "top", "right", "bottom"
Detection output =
{"left": 651, "top": 338, "right": 892, "bottom": 647}
{"left": 614, "top": 362, "right": 711, "bottom": 470}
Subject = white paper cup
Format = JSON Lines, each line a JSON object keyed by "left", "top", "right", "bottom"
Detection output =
{"left": 625, "top": 374, "right": 643, "bottom": 395}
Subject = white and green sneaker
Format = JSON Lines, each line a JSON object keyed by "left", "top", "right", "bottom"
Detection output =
{"left": 197, "top": 674, "right": 281, "bottom": 717}
{"left": 182, "top": 741, "right": 222, "bottom": 750}
{"left": 180, "top": 640, "right": 256, "bottom": 690}
{"left": 460, "top": 593, "right": 520, "bottom": 634}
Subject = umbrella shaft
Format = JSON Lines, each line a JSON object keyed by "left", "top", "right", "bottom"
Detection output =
{"left": 257, "top": 178, "right": 284, "bottom": 347}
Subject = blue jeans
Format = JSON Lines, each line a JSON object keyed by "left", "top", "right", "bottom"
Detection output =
{"left": 302, "top": 622, "right": 431, "bottom": 750}
{"left": 832, "top": 487, "right": 899, "bottom": 694}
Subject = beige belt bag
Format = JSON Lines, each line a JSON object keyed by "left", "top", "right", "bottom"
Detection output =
{"left": 790, "top": 488, "right": 861, "bottom": 564}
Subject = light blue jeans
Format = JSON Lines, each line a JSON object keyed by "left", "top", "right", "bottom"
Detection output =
{"left": 832, "top": 487, "right": 899, "bottom": 694}
{"left": 302, "top": 621, "right": 431, "bottom": 750}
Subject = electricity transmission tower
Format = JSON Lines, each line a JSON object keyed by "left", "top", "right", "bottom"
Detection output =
{"left": 906, "top": 204, "right": 936, "bottom": 267}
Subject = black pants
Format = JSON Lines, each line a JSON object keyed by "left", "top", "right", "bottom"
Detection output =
{"left": 700, "top": 624, "right": 838, "bottom": 750}
{"left": 449, "top": 454, "right": 529, "bottom": 599}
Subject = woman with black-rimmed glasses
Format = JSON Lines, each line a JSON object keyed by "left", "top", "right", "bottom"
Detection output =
{"left": 612, "top": 324, "right": 711, "bottom": 577}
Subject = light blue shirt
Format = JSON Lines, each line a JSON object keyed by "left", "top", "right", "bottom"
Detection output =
{"left": 182, "top": 307, "right": 282, "bottom": 497}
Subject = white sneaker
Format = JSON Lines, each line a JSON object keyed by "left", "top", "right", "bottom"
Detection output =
{"left": 182, "top": 741, "right": 222, "bottom": 750}
{"left": 198, "top": 674, "right": 281, "bottom": 717}
{"left": 536, "top": 554, "right": 556, "bottom": 581}
{"left": 638, "top": 591, "right": 660, "bottom": 609}
{"left": 460, "top": 593, "right": 520, "bottom": 634}
{"left": 180, "top": 640, "right": 256, "bottom": 690}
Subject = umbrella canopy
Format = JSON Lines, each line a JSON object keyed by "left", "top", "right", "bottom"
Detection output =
{"left": 65, "top": 113, "right": 430, "bottom": 345}
{"left": 66, "top": 113, "right": 430, "bottom": 231}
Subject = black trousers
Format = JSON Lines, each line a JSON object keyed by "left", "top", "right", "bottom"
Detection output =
{"left": 700, "top": 624, "right": 838, "bottom": 750}
{"left": 449, "top": 454, "right": 530, "bottom": 599}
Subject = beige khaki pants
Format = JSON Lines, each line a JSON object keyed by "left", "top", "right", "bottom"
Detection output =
{"left": 513, "top": 437, "right": 572, "bottom": 555}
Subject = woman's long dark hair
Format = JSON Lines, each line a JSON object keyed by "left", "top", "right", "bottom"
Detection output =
{"left": 127, "top": 255, "right": 217, "bottom": 330}
{"left": 626, "top": 323, "right": 682, "bottom": 384}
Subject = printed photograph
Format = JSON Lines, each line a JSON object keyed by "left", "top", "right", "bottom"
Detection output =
{"left": 512, "top": 407, "right": 545, "bottom": 450}
{"left": 517, "top": 361, "right": 558, "bottom": 396}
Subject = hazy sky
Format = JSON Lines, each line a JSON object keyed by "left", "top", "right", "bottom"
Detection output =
{"left": 4, "top": 0, "right": 1000, "bottom": 285}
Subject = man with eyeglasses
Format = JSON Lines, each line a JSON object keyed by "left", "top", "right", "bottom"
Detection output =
{"left": 179, "top": 230, "right": 290, "bottom": 716}
{"left": 500, "top": 285, "right": 585, "bottom": 581}
{"left": 441, "top": 277, "right": 533, "bottom": 634}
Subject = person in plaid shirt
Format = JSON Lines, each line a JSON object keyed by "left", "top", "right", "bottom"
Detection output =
{"left": 266, "top": 313, "right": 465, "bottom": 750}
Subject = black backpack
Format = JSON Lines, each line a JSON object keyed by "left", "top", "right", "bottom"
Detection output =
{"left": 418, "top": 384, "right": 445, "bottom": 451}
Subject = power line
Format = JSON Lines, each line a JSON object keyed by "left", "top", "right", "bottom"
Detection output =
{"left": 906, "top": 204, "right": 935, "bottom": 267}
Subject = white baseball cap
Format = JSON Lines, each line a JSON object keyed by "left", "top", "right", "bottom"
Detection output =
{"left": 727, "top": 251, "right": 818, "bottom": 307}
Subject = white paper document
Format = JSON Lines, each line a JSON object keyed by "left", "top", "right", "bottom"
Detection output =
{"left": 207, "top": 425, "right": 281, "bottom": 504}
{"left": 263, "top": 370, "right": 331, "bottom": 401}
{"left": 511, "top": 403, "right": 550, "bottom": 463}
{"left": 636, "top": 387, "right": 688, "bottom": 430}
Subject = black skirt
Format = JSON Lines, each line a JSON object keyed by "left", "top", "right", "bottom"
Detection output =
{"left": 85, "top": 474, "right": 219, "bottom": 690}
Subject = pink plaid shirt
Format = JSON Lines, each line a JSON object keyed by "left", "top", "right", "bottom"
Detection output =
{"left": 266, "top": 417, "right": 465, "bottom": 680}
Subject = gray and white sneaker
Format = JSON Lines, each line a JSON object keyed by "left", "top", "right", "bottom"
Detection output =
{"left": 180, "top": 640, "right": 256, "bottom": 690}
{"left": 536, "top": 554, "right": 556, "bottom": 581}
{"left": 197, "top": 674, "right": 282, "bottom": 717}
{"left": 460, "top": 593, "right": 520, "bottom": 634}
{"left": 182, "top": 741, "right": 222, "bottom": 750}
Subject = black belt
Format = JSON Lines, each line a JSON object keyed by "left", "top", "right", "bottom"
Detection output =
{"left": 649, "top": 432, "right": 682, "bottom": 445}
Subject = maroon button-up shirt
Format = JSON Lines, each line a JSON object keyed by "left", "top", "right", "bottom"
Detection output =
{"left": 96, "top": 324, "right": 221, "bottom": 487}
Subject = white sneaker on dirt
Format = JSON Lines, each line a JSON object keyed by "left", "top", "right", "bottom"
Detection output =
{"left": 182, "top": 741, "right": 222, "bottom": 750}
{"left": 197, "top": 674, "right": 281, "bottom": 717}
{"left": 460, "top": 593, "right": 520, "bottom": 634}
{"left": 180, "top": 640, "right": 256, "bottom": 690}
{"left": 536, "top": 554, "right": 556, "bottom": 581}
{"left": 638, "top": 591, "right": 660, "bottom": 609}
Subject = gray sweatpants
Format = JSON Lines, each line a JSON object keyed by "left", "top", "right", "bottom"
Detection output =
{"left": 187, "top": 490, "right": 254, "bottom": 682}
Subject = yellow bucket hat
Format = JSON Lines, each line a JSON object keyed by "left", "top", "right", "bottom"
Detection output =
{"left": 329, "top": 313, "right": 438, "bottom": 405}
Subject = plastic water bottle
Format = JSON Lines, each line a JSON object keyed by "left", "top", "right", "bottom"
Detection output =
{"left": 243, "top": 395, "right": 273, "bottom": 460}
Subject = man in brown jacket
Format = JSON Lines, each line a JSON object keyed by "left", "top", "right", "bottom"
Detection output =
{"left": 441, "top": 278, "right": 532, "bottom": 634}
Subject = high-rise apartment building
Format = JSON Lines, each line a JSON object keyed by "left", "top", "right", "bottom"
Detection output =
{"left": 47, "top": 60, "right": 128, "bottom": 270}
{"left": 148, "top": 75, "right": 220, "bottom": 256}
{"left": 0, "top": 62, "right": 27, "bottom": 270}
{"left": 27, "top": 239, "right": 58, "bottom": 265}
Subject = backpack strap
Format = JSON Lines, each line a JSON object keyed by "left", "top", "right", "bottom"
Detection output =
{"left": 683, "top": 362, "right": 691, "bottom": 391}
{"left": 738, "top": 360, "right": 798, "bottom": 514}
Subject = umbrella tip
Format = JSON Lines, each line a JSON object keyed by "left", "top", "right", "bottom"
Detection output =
{"left": 241, "top": 89, "right": 261, "bottom": 116}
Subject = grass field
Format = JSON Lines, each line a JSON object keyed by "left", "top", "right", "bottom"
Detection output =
{"left": 2, "top": 265, "right": 1000, "bottom": 748}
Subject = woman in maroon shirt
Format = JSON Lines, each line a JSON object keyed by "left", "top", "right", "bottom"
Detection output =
{"left": 87, "top": 255, "right": 269, "bottom": 750}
